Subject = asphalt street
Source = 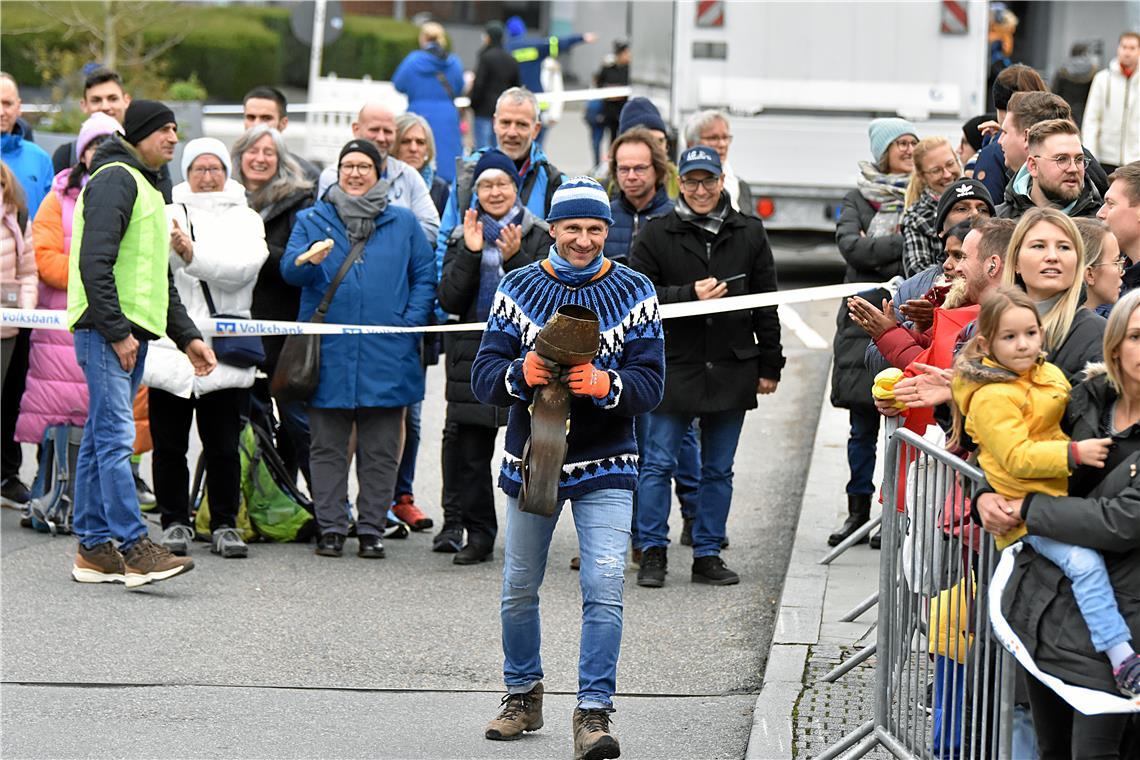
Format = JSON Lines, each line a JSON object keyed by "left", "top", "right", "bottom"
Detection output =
{"left": 1, "top": 108, "right": 849, "bottom": 758}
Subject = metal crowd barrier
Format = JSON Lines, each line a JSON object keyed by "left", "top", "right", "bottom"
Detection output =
{"left": 817, "top": 425, "right": 1015, "bottom": 759}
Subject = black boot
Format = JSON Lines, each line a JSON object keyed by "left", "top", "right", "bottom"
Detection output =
{"left": 827, "top": 494, "right": 871, "bottom": 547}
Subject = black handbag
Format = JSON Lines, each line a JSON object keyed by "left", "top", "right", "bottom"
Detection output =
{"left": 199, "top": 281, "right": 265, "bottom": 369}
{"left": 269, "top": 239, "right": 367, "bottom": 402}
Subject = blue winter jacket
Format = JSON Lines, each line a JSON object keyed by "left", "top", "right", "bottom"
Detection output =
{"left": 972, "top": 136, "right": 1009, "bottom": 205}
{"left": 1, "top": 121, "right": 53, "bottom": 216}
{"left": 604, "top": 188, "right": 674, "bottom": 262}
{"left": 434, "top": 142, "right": 563, "bottom": 314}
{"left": 281, "top": 199, "right": 437, "bottom": 409}
{"left": 392, "top": 45, "right": 465, "bottom": 184}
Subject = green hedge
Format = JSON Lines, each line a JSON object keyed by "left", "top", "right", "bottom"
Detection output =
{"left": 0, "top": 3, "right": 418, "bottom": 102}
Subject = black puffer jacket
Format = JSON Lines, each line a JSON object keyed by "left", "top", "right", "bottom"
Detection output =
{"left": 1046, "top": 306, "right": 1106, "bottom": 382}
{"left": 1003, "top": 371, "right": 1140, "bottom": 693}
{"left": 71, "top": 134, "right": 199, "bottom": 348}
{"left": 250, "top": 187, "right": 315, "bottom": 369}
{"left": 996, "top": 172, "right": 1103, "bottom": 220}
{"left": 437, "top": 209, "right": 548, "bottom": 427}
{"left": 629, "top": 198, "right": 784, "bottom": 414}
{"left": 831, "top": 187, "right": 904, "bottom": 409}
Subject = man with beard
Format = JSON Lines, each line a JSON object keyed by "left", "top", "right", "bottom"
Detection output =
{"left": 997, "top": 119, "right": 1102, "bottom": 219}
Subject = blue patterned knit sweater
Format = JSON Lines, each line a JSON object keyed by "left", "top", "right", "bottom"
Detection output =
{"left": 471, "top": 260, "right": 665, "bottom": 500}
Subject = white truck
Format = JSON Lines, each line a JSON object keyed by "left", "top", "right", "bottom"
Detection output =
{"left": 631, "top": 0, "right": 990, "bottom": 232}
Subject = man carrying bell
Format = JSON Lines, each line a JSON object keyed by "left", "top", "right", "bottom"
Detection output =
{"left": 471, "top": 176, "right": 664, "bottom": 760}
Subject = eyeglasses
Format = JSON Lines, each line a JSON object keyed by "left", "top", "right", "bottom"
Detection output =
{"left": 616, "top": 164, "right": 651, "bottom": 177}
{"left": 189, "top": 166, "right": 226, "bottom": 176}
{"left": 338, "top": 162, "right": 375, "bottom": 176}
{"left": 680, "top": 176, "right": 720, "bottom": 192}
{"left": 893, "top": 138, "right": 919, "bottom": 151}
{"left": 478, "top": 179, "right": 515, "bottom": 192}
{"left": 922, "top": 159, "right": 960, "bottom": 178}
{"left": 1090, "top": 257, "right": 1127, "bottom": 274}
{"left": 1032, "top": 154, "right": 1087, "bottom": 170}
{"left": 700, "top": 133, "right": 732, "bottom": 145}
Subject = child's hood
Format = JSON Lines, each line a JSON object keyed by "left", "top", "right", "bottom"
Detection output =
{"left": 951, "top": 356, "right": 1055, "bottom": 416}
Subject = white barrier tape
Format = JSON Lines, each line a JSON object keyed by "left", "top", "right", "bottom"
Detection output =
{"left": 200, "top": 87, "right": 634, "bottom": 116}
{"left": 989, "top": 545, "right": 1140, "bottom": 714}
{"left": 0, "top": 281, "right": 880, "bottom": 336}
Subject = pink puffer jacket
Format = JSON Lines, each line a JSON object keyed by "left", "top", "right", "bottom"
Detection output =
{"left": 15, "top": 170, "right": 87, "bottom": 442}
{"left": 1, "top": 203, "right": 37, "bottom": 339}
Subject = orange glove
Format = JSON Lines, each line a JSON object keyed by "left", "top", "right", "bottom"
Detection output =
{"left": 522, "top": 351, "right": 556, "bottom": 387}
{"left": 565, "top": 363, "right": 611, "bottom": 399}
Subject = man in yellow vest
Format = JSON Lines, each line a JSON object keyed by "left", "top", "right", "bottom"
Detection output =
{"left": 67, "top": 100, "right": 217, "bottom": 589}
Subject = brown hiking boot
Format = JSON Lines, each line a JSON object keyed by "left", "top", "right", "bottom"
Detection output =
{"left": 572, "top": 708, "right": 620, "bottom": 760}
{"left": 123, "top": 537, "right": 194, "bottom": 589}
{"left": 485, "top": 682, "right": 544, "bottom": 740}
{"left": 72, "top": 541, "right": 126, "bottom": 584}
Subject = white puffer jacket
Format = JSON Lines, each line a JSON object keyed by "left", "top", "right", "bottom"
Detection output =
{"left": 143, "top": 180, "right": 268, "bottom": 398}
{"left": 1082, "top": 58, "right": 1140, "bottom": 166}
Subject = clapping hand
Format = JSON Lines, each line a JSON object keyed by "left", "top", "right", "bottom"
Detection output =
{"left": 170, "top": 219, "right": 193, "bottom": 262}
{"left": 848, "top": 296, "right": 897, "bottom": 339}
{"left": 463, "top": 208, "right": 484, "bottom": 252}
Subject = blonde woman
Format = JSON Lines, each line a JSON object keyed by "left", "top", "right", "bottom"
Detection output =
{"left": 1076, "top": 217, "right": 1123, "bottom": 317}
{"left": 393, "top": 21, "right": 465, "bottom": 184}
{"left": 393, "top": 112, "right": 449, "bottom": 216}
{"left": 901, "top": 136, "right": 962, "bottom": 275}
{"left": 1002, "top": 207, "right": 1105, "bottom": 379}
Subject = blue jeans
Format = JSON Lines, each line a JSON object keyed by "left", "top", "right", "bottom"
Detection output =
{"left": 473, "top": 117, "right": 495, "bottom": 152}
{"left": 847, "top": 406, "right": 880, "bottom": 495}
{"left": 393, "top": 401, "right": 420, "bottom": 499}
{"left": 501, "top": 487, "right": 631, "bottom": 710}
{"left": 637, "top": 409, "right": 746, "bottom": 557}
{"left": 72, "top": 329, "right": 149, "bottom": 550}
{"left": 633, "top": 417, "right": 701, "bottom": 548}
{"left": 1022, "top": 535, "right": 1132, "bottom": 652}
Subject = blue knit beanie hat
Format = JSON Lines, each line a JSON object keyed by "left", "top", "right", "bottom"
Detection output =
{"left": 618, "top": 97, "right": 667, "bottom": 135}
{"left": 546, "top": 177, "right": 614, "bottom": 225}
{"left": 473, "top": 148, "right": 519, "bottom": 189}
{"left": 867, "top": 117, "right": 918, "bottom": 163}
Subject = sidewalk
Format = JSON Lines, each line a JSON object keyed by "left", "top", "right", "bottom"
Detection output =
{"left": 746, "top": 382, "right": 888, "bottom": 759}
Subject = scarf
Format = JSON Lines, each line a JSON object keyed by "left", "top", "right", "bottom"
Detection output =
{"left": 547, "top": 243, "right": 604, "bottom": 286}
{"left": 675, "top": 191, "right": 730, "bottom": 236}
{"left": 722, "top": 161, "right": 742, "bottom": 212}
{"left": 856, "top": 160, "right": 908, "bottom": 237}
{"left": 475, "top": 200, "right": 524, "bottom": 320}
{"left": 326, "top": 180, "right": 390, "bottom": 244}
{"left": 419, "top": 163, "right": 435, "bottom": 190}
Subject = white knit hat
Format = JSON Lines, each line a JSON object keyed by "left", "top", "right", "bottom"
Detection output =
{"left": 180, "top": 137, "right": 232, "bottom": 181}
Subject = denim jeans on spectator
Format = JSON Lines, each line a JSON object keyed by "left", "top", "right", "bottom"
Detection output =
{"left": 501, "top": 487, "right": 631, "bottom": 711}
{"left": 394, "top": 401, "right": 421, "bottom": 499}
{"left": 847, "top": 405, "right": 881, "bottom": 495}
{"left": 637, "top": 409, "right": 745, "bottom": 558}
{"left": 1021, "top": 535, "right": 1132, "bottom": 652}
{"left": 72, "top": 329, "right": 149, "bottom": 551}
{"left": 633, "top": 416, "right": 701, "bottom": 548}
{"left": 473, "top": 117, "right": 495, "bottom": 153}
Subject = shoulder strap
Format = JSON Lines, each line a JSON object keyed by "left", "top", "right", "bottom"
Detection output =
{"left": 310, "top": 239, "right": 367, "bottom": 324}
{"left": 434, "top": 72, "right": 456, "bottom": 100}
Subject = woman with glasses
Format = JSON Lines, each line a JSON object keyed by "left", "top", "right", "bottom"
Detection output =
{"left": 901, "top": 136, "right": 963, "bottom": 276}
{"left": 436, "top": 149, "right": 549, "bottom": 563}
{"left": 684, "top": 110, "right": 754, "bottom": 216}
{"left": 1077, "top": 217, "right": 1123, "bottom": 318}
{"left": 144, "top": 138, "right": 269, "bottom": 559}
{"left": 282, "top": 139, "right": 436, "bottom": 559}
{"left": 393, "top": 113, "right": 450, "bottom": 217}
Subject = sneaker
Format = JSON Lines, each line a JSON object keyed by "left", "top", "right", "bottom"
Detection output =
{"left": 692, "top": 555, "right": 740, "bottom": 585}
{"left": 392, "top": 494, "right": 433, "bottom": 531}
{"left": 454, "top": 539, "right": 492, "bottom": 565}
{"left": 1114, "top": 652, "right": 1140, "bottom": 698}
{"left": 134, "top": 473, "right": 156, "bottom": 510}
{"left": 485, "top": 683, "right": 544, "bottom": 740}
{"left": 211, "top": 527, "right": 248, "bottom": 558}
{"left": 159, "top": 524, "right": 196, "bottom": 556}
{"left": 316, "top": 532, "right": 345, "bottom": 557}
{"left": 432, "top": 524, "right": 464, "bottom": 553}
{"left": 636, "top": 546, "right": 666, "bottom": 587}
{"left": 122, "top": 537, "right": 194, "bottom": 588}
{"left": 0, "top": 477, "right": 31, "bottom": 508}
{"left": 572, "top": 708, "right": 620, "bottom": 760}
{"left": 71, "top": 541, "right": 126, "bottom": 584}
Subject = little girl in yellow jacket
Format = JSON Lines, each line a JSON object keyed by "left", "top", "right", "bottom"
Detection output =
{"left": 951, "top": 286, "right": 1137, "bottom": 697}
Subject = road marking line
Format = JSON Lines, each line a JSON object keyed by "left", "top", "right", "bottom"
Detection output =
{"left": 778, "top": 304, "right": 829, "bottom": 350}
